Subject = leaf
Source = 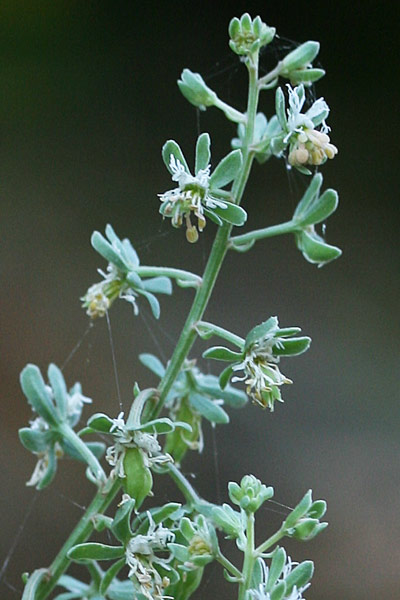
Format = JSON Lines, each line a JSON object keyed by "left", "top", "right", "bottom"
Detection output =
{"left": 87, "top": 413, "right": 114, "bottom": 433}
{"left": 91, "top": 231, "right": 126, "bottom": 271}
{"left": 21, "top": 568, "right": 48, "bottom": 600}
{"left": 67, "top": 542, "right": 125, "bottom": 562}
{"left": 139, "top": 353, "right": 165, "bottom": 378}
{"left": 203, "top": 207, "right": 223, "bottom": 226}
{"left": 100, "top": 558, "right": 126, "bottom": 595}
{"left": 296, "top": 229, "right": 342, "bottom": 266}
{"left": 289, "top": 67, "right": 325, "bottom": 84}
{"left": 195, "top": 132, "right": 211, "bottom": 172}
{"left": 202, "top": 346, "right": 243, "bottom": 362}
{"left": 47, "top": 364, "right": 68, "bottom": 420}
{"left": 209, "top": 149, "right": 242, "bottom": 188}
{"left": 61, "top": 439, "right": 105, "bottom": 462}
{"left": 142, "top": 276, "right": 172, "bottom": 295}
{"left": 189, "top": 393, "right": 229, "bottom": 424}
{"left": 244, "top": 317, "right": 279, "bottom": 350}
{"left": 270, "top": 580, "right": 286, "bottom": 600}
{"left": 136, "top": 289, "right": 161, "bottom": 319}
{"left": 37, "top": 446, "right": 58, "bottom": 489}
{"left": 162, "top": 140, "right": 190, "bottom": 174}
{"left": 275, "top": 87, "right": 287, "bottom": 129}
{"left": 308, "top": 499, "right": 327, "bottom": 519}
{"left": 195, "top": 377, "right": 247, "bottom": 408}
{"left": 284, "top": 490, "right": 313, "bottom": 529}
{"left": 120, "top": 238, "right": 140, "bottom": 270}
{"left": 285, "top": 561, "right": 314, "bottom": 595}
{"left": 19, "top": 428, "right": 55, "bottom": 453}
{"left": 209, "top": 201, "right": 247, "bottom": 226}
{"left": 266, "top": 547, "right": 286, "bottom": 591}
{"left": 132, "top": 417, "right": 192, "bottom": 434}
{"left": 293, "top": 174, "right": 323, "bottom": 221}
{"left": 219, "top": 364, "right": 234, "bottom": 389}
{"left": 273, "top": 337, "right": 311, "bottom": 356}
{"left": 111, "top": 498, "right": 135, "bottom": 543}
{"left": 20, "top": 364, "right": 58, "bottom": 426}
{"left": 299, "top": 189, "right": 339, "bottom": 226}
{"left": 126, "top": 270, "right": 143, "bottom": 289}
{"left": 282, "top": 41, "right": 320, "bottom": 71}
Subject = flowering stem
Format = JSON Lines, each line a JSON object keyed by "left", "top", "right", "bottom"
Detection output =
{"left": 57, "top": 423, "right": 107, "bottom": 483}
{"left": 258, "top": 61, "right": 282, "bottom": 89}
{"left": 238, "top": 512, "right": 256, "bottom": 600}
{"left": 254, "top": 525, "right": 286, "bottom": 557}
{"left": 34, "top": 478, "right": 121, "bottom": 600}
{"left": 216, "top": 552, "right": 243, "bottom": 580}
{"left": 195, "top": 320, "right": 245, "bottom": 348}
{"left": 229, "top": 219, "right": 297, "bottom": 250}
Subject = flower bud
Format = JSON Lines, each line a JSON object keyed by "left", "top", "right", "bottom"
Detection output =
{"left": 228, "top": 475, "right": 273, "bottom": 513}
{"left": 229, "top": 14, "right": 275, "bottom": 56}
{"left": 281, "top": 41, "right": 320, "bottom": 73}
{"left": 178, "top": 69, "right": 217, "bottom": 111}
{"left": 122, "top": 447, "right": 153, "bottom": 509}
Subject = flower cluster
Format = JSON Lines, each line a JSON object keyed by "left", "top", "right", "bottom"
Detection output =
{"left": 159, "top": 134, "right": 246, "bottom": 242}
{"left": 248, "top": 553, "right": 312, "bottom": 600}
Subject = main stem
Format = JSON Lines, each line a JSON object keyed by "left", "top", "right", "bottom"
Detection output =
{"left": 31, "top": 51, "right": 260, "bottom": 600}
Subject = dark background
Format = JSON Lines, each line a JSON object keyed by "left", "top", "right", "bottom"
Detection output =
{"left": 1, "top": 1, "right": 399, "bottom": 598}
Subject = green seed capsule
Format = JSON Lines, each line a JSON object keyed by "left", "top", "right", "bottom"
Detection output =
{"left": 122, "top": 447, "right": 153, "bottom": 509}
{"left": 164, "top": 398, "right": 201, "bottom": 465}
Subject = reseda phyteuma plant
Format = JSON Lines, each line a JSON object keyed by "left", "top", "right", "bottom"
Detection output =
{"left": 19, "top": 13, "right": 341, "bottom": 600}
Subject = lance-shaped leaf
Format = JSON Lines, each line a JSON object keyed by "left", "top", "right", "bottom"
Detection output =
{"left": 189, "top": 393, "right": 229, "bottom": 424}
{"left": 209, "top": 149, "right": 242, "bottom": 188}
{"left": 48, "top": 363, "right": 68, "bottom": 420}
{"left": 273, "top": 337, "right": 311, "bottom": 356}
{"left": 203, "top": 346, "right": 243, "bottom": 362}
{"left": 142, "top": 276, "right": 172, "bottom": 295}
{"left": 130, "top": 417, "right": 192, "bottom": 435}
{"left": 275, "top": 87, "right": 287, "bottom": 129}
{"left": 285, "top": 561, "right": 314, "bottom": 595}
{"left": 111, "top": 497, "right": 135, "bottom": 543}
{"left": 195, "top": 132, "right": 211, "bottom": 172}
{"left": 19, "top": 428, "right": 56, "bottom": 453}
{"left": 100, "top": 558, "right": 126, "bottom": 595}
{"left": 196, "top": 377, "right": 247, "bottom": 408}
{"left": 209, "top": 200, "right": 247, "bottom": 226}
{"left": 266, "top": 547, "right": 287, "bottom": 592}
{"left": 68, "top": 543, "right": 125, "bottom": 562}
{"left": 244, "top": 316, "right": 279, "bottom": 350}
{"left": 139, "top": 353, "right": 166, "bottom": 378}
{"left": 219, "top": 364, "right": 234, "bottom": 390}
{"left": 91, "top": 231, "right": 126, "bottom": 272}
{"left": 20, "top": 364, "right": 59, "bottom": 426}
{"left": 162, "top": 140, "right": 190, "bottom": 174}
{"left": 283, "top": 490, "right": 313, "bottom": 529}
{"left": 281, "top": 41, "right": 320, "bottom": 72}
{"left": 87, "top": 413, "right": 114, "bottom": 433}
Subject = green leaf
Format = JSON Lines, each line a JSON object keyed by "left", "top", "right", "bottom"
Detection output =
{"left": 189, "top": 393, "right": 230, "bottom": 424}
{"left": 299, "top": 189, "right": 339, "bottom": 226}
{"left": 37, "top": 446, "right": 58, "bottom": 489}
{"left": 273, "top": 337, "right": 311, "bottom": 356}
{"left": 162, "top": 140, "right": 190, "bottom": 174}
{"left": 100, "top": 558, "right": 126, "bottom": 595}
{"left": 168, "top": 542, "right": 190, "bottom": 562}
{"left": 136, "top": 289, "right": 161, "bottom": 319}
{"left": 195, "top": 133, "right": 211, "bottom": 172}
{"left": 22, "top": 568, "right": 48, "bottom": 600}
{"left": 20, "top": 364, "right": 58, "bottom": 426}
{"left": 87, "top": 413, "right": 114, "bottom": 433}
{"left": 142, "top": 276, "right": 172, "bottom": 295}
{"left": 203, "top": 346, "right": 243, "bottom": 362}
{"left": 266, "top": 547, "right": 286, "bottom": 591}
{"left": 270, "top": 581, "right": 286, "bottom": 600}
{"left": 132, "top": 417, "right": 192, "bottom": 434}
{"left": 289, "top": 68, "right": 325, "bottom": 84}
{"left": 203, "top": 207, "right": 223, "bottom": 227}
{"left": 47, "top": 364, "right": 68, "bottom": 420}
{"left": 245, "top": 317, "right": 278, "bottom": 350}
{"left": 284, "top": 490, "right": 313, "bottom": 529}
{"left": 111, "top": 498, "right": 135, "bottom": 543}
{"left": 285, "top": 561, "right": 314, "bottom": 595}
{"left": 61, "top": 439, "right": 105, "bottom": 462}
{"left": 196, "top": 377, "right": 247, "bottom": 408}
{"left": 19, "top": 428, "right": 55, "bottom": 453}
{"left": 91, "top": 231, "right": 126, "bottom": 271}
{"left": 209, "top": 201, "right": 247, "bottom": 226}
{"left": 219, "top": 364, "right": 234, "bottom": 389}
{"left": 139, "top": 353, "right": 165, "bottom": 378}
{"left": 296, "top": 229, "right": 342, "bottom": 266}
{"left": 281, "top": 41, "right": 320, "bottom": 71}
{"left": 126, "top": 270, "right": 143, "bottom": 289}
{"left": 275, "top": 87, "right": 287, "bottom": 129}
{"left": 67, "top": 542, "right": 125, "bottom": 562}
{"left": 308, "top": 499, "right": 327, "bottom": 519}
{"left": 293, "top": 174, "right": 323, "bottom": 221}
{"left": 209, "top": 149, "right": 242, "bottom": 189}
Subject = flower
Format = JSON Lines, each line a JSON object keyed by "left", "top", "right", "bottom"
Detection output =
{"left": 159, "top": 134, "right": 246, "bottom": 242}
{"left": 284, "top": 84, "right": 338, "bottom": 170}
{"left": 125, "top": 513, "right": 175, "bottom": 600}
{"left": 248, "top": 555, "right": 311, "bottom": 600}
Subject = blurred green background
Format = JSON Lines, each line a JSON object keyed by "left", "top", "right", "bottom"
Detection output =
{"left": 1, "top": 1, "right": 399, "bottom": 598}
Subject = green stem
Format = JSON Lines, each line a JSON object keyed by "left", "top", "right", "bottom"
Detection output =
{"left": 258, "top": 61, "right": 282, "bottom": 89}
{"left": 136, "top": 266, "right": 202, "bottom": 287}
{"left": 229, "top": 220, "right": 296, "bottom": 250}
{"left": 195, "top": 320, "right": 245, "bottom": 349}
{"left": 58, "top": 423, "right": 106, "bottom": 483}
{"left": 238, "top": 513, "right": 256, "bottom": 600}
{"left": 254, "top": 526, "right": 285, "bottom": 557}
{"left": 34, "top": 478, "right": 121, "bottom": 600}
{"left": 166, "top": 462, "right": 202, "bottom": 506}
{"left": 217, "top": 552, "right": 243, "bottom": 580}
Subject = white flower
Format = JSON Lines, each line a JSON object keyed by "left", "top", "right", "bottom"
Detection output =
{"left": 248, "top": 557, "right": 310, "bottom": 600}
{"left": 82, "top": 263, "right": 138, "bottom": 318}
{"left": 232, "top": 330, "right": 291, "bottom": 409}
